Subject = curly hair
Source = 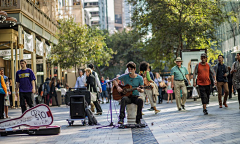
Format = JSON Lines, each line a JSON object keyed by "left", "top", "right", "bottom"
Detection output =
{"left": 139, "top": 61, "right": 149, "bottom": 72}
{"left": 126, "top": 61, "right": 136, "bottom": 69}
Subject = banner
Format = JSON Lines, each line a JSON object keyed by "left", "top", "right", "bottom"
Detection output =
{"left": 36, "top": 39, "right": 44, "bottom": 56}
{"left": 24, "top": 31, "right": 33, "bottom": 52}
{"left": 45, "top": 44, "right": 51, "bottom": 59}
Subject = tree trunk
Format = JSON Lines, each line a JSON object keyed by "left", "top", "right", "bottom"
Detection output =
{"left": 95, "top": 65, "right": 102, "bottom": 78}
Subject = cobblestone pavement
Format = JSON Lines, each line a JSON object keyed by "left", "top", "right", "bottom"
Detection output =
{"left": 0, "top": 95, "right": 240, "bottom": 144}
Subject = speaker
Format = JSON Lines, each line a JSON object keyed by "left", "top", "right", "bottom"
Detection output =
{"left": 70, "top": 95, "right": 85, "bottom": 119}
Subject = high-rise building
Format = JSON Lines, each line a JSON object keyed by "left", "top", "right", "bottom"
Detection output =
{"left": 106, "top": 0, "right": 115, "bottom": 34}
{"left": 114, "top": 0, "right": 124, "bottom": 32}
{"left": 84, "top": 0, "right": 100, "bottom": 26}
{"left": 99, "top": 0, "right": 107, "bottom": 29}
{"left": 58, "top": 0, "right": 85, "bottom": 25}
{"left": 123, "top": 0, "right": 133, "bottom": 28}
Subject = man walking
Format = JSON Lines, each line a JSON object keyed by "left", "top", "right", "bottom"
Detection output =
{"left": 15, "top": 59, "right": 36, "bottom": 113}
{"left": 214, "top": 55, "right": 229, "bottom": 108}
{"left": 193, "top": 53, "right": 216, "bottom": 115}
{"left": 170, "top": 57, "right": 191, "bottom": 111}
{"left": 231, "top": 53, "right": 240, "bottom": 109}
{"left": 75, "top": 70, "right": 85, "bottom": 88}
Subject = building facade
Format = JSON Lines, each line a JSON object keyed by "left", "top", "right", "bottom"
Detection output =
{"left": 84, "top": 0, "right": 100, "bottom": 26}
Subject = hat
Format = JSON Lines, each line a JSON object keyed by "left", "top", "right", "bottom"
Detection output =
{"left": 201, "top": 53, "right": 207, "bottom": 57}
{"left": 174, "top": 57, "right": 183, "bottom": 63}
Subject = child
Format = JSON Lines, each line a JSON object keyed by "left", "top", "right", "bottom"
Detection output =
{"left": 5, "top": 80, "right": 10, "bottom": 118}
{"left": 167, "top": 76, "right": 173, "bottom": 103}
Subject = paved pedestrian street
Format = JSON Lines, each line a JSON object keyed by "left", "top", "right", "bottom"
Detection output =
{"left": 1, "top": 95, "right": 240, "bottom": 144}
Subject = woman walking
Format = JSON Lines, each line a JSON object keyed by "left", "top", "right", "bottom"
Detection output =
{"left": 50, "top": 77, "right": 59, "bottom": 107}
{"left": 154, "top": 73, "right": 162, "bottom": 104}
{"left": 4, "top": 80, "right": 10, "bottom": 118}
{"left": 139, "top": 61, "right": 160, "bottom": 114}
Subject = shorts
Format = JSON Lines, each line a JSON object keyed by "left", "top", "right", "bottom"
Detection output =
{"left": 167, "top": 90, "right": 173, "bottom": 94}
{"left": 101, "top": 90, "right": 108, "bottom": 98}
{"left": 199, "top": 85, "right": 210, "bottom": 104}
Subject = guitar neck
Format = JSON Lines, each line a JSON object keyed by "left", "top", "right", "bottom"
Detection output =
{"left": 126, "top": 86, "right": 149, "bottom": 92}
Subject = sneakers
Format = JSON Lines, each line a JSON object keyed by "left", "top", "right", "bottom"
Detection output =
{"left": 203, "top": 109, "right": 208, "bottom": 115}
{"left": 95, "top": 112, "right": 102, "bottom": 115}
{"left": 118, "top": 118, "right": 124, "bottom": 124}
{"left": 155, "top": 109, "right": 160, "bottom": 114}
{"left": 148, "top": 107, "right": 154, "bottom": 111}
{"left": 181, "top": 105, "right": 185, "bottom": 110}
{"left": 219, "top": 105, "right": 222, "bottom": 108}
{"left": 178, "top": 108, "right": 182, "bottom": 111}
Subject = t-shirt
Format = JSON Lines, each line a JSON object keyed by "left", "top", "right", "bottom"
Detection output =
{"left": 170, "top": 65, "right": 189, "bottom": 80}
{"left": 101, "top": 80, "right": 107, "bottom": 91}
{"left": 16, "top": 68, "right": 36, "bottom": 92}
{"left": 118, "top": 74, "right": 143, "bottom": 96}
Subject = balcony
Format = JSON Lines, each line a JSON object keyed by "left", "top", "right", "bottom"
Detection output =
{"left": 0, "top": 0, "right": 58, "bottom": 35}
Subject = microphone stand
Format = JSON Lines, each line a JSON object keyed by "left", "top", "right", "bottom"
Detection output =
{"left": 96, "top": 75, "right": 127, "bottom": 129}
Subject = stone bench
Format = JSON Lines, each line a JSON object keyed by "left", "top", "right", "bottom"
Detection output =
{"left": 126, "top": 103, "right": 137, "bottom": 124}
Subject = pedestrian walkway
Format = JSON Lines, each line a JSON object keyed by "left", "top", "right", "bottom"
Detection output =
{"left": 0, "top": 95, "right": 240, "bottom": 144}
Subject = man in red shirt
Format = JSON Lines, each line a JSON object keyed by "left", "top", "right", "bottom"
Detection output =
{"left": 193, "top": 53, "right": 216, "bottom": 115}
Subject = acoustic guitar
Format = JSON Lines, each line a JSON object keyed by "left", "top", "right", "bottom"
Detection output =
{"left": 112, "top": 84, "right": 151, "bottom": 100}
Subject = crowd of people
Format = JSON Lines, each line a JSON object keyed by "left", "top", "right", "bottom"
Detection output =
{"left": 0, "top": 52, "right": 240, "bottom": 124}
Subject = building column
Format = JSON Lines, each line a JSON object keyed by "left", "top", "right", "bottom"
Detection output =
{"left": 42, "top": 39, "right": 47, "bottom": 81}
{"left": 18, "top": 25, "right": 23, "bottom": 61}
{"left": 15, "top": 44, "right": 20, "bottom": 107}
{"left": 31, "top": 33, "right": 37, "bottom": 83}
{"left": 51, "top": 65, "right": 54, "bottom": 78}
{"left": 11, "top": 41, "right": 16, "bottom": 108}
{"left": 57, "top": 63, "right": 61, "bottom": 82}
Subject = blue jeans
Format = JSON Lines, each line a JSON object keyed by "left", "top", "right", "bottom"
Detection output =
{"left": 158, "top": 87, "right": 162, "bottom": 103}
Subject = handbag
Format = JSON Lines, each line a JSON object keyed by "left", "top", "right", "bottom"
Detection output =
{"left": 177, "top": 66, "right": 189, "bottom": 86}
{"left": 0, "top": 76, "right": 6, "bottom": 94}
{"left": 40, "top": 91, "right": 43, "bottom": 97}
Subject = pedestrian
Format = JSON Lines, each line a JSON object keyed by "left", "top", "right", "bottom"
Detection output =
{"left": 75, "top": 69, "right": 85, "bottom": 88}
{"left": 154, "top": 73, "right": 162, "bottom": 104}
{"left": 113, "top": 61, "right": 144, "bottom": 124}
{"left": 149, "top": 66, "right": 154, "bottom": 80}
{"left": 15, "top": 59, "right": 36, "bottom": 113}
{"left": 213, "top": 55, "right": 229, "bottom": 108}
{"left": 0, "top": 74, "right": 7, "bottom": 119}
{"left": 56, "top": 79, "right": 61, "bottom": 89}
{"left": 38, "top": 84, "right": 43, "bottom": 104}
{"left": 227, "top": 67, "right": 233, "bottom": 99}
{"left": 43, "top": 78, "right": 51, "bottom": 106}
{"left": 100, "top": 76, "right": 108, "bottom": 104}
{"left": 84, "top": 64, "right": 102, "bottom": 115}
{"left": 85, "top": 68, "right": 102, "bottom": 115}
{"left": 0, "top": 68, "right": 8, "bottom": 83}
{"left": 230, "top": 53, "right": 240, "bottom": 109}
{"left": 9, "top": 78, "right": 13, "bottom": 107}
{"left": 193, "top": 53, "right": 216, "bottom": 115}
{"left": 106, "top": 77, "right": 112, "bottom": 103}
{"left": 49, "top": 77, "right": 59, "bottom": 107}
{"left": 139, "top": 61, "right": 160, "bottom": 114}
{"left": 4, "top": 80, "right": 10, "bottom": 118}
{"left": 170, "top": 57, "right": 191, "bottom": 111}
{"left": 167, "top": 76, "right": 173, "bottom": 103}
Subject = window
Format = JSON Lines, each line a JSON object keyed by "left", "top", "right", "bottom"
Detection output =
{"left": 90, "top": 11, "right": 99, "bottom": 17}
{"left": 91, "top": 21, "right": 99, "bottom": 25}
{"left": 115, "top": 14, "right": 122, "bottom": 24}
{"left": 84, "top": 2, "right": 98, "bottom": 7}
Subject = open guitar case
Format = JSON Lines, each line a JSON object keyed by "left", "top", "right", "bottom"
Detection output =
{"left": 0, "top": 104, "right": 60, "bottom": 136}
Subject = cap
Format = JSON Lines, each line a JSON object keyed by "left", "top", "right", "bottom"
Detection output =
{"left": 201, "top": 53, "right": 207, "bottom": 57}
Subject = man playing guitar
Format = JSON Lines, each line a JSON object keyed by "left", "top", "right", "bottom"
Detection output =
{"left": 113, "top": 61, "right": 144, "bottom": 124}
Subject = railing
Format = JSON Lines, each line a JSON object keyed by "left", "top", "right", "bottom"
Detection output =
{"left": 0, "top": 0, "right": 58, "bottom": 35}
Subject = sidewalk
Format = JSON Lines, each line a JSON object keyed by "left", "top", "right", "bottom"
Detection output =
{"left": 0, "top": 95, "right": 240, "bottom": 144}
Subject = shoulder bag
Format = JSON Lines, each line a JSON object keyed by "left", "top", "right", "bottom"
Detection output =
{"left": 177, "top": 67, "right": 188, "bottom": 86}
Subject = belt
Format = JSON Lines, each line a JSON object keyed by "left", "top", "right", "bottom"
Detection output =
{"left": 174, "top": 80, "right": 184, "bottom": 81}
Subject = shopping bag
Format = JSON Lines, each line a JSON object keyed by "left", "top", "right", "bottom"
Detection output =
{"left": 192, "top": 87, "right": 199, "bottom": 98}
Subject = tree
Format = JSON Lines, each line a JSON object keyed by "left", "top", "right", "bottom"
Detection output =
{"left": 128, "top": 0, "right": 227, "bottom": 69}
{"left": 97, "top": 30, "right": 144, "bottom": 78}
{"left": 51, "top": 18, "right": 114, "bottom": 78}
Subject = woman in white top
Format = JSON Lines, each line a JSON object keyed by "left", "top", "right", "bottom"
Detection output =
{"left": 154, "top": 73, "right": 162, "bottom": 104}
{"left": 167, "top": 76, "right": 173, "bottom": 103}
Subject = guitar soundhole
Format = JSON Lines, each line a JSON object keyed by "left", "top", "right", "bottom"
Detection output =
{"left": 122, "top": 89, "right": 127, "bottom": 95}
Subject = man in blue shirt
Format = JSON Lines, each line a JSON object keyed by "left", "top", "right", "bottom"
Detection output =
{"left": 75, "top": 70, "right": 85, "bottom": 88}
{"left": 113, "top": 61, "right": 144, "bottom": 124}
{"left": 170, "top": 57, "right": 191, "bottom": 111}
{"left": 213, "top": 55, "right": 229, "bottom": 108}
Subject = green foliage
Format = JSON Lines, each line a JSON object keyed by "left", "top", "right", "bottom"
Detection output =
{"left": 98, "top": 30, "right": 145, "bottom": 78}
{"left": 50, "top": 18, "right": 114, "bottom": 78}
{"left": 128, "top": 0, "right": 227, "bottom": 69}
